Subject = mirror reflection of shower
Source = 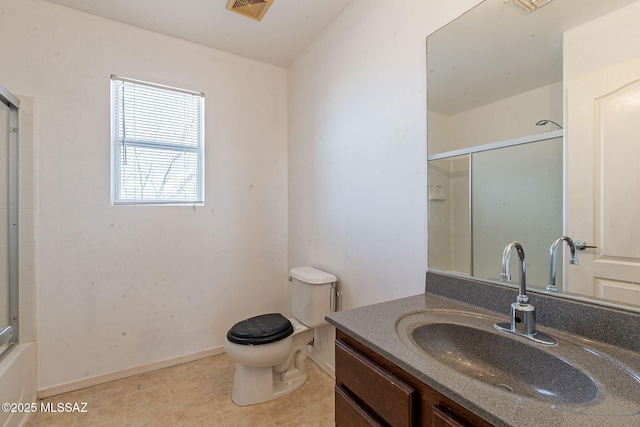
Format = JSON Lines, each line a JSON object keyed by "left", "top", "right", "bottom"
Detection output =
{"left": 0, "top": 101, "right": 9, "bottom": 353}
{"left": 0, "top": 84, "right": 19, "bottom": 361}
{"left": 428, "top": 137, "right": 563, "bottom": 289}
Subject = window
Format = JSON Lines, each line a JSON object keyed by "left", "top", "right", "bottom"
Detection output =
{"left": 111, "top": 76, "right": 204, "bottom": 205}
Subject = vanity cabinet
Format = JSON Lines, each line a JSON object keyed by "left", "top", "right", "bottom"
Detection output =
{"left": 335, "top": 330, "right": 493, "bottom": 427}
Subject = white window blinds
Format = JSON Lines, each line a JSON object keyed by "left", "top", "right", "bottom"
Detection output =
{"left": 111, "top": 76, "right": 204, "bottom": 205}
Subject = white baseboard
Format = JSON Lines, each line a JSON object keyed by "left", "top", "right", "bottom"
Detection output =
{"left": 307, "top": 345, "right": 335, "bottom": 379}
{"left": 38, "top": 346, "right": 225, "bottom": 399}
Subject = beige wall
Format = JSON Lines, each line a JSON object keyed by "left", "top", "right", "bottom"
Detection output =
{"left": 287, "top": 0, "right": 482, "bottom": 371}
{"left": 0, "top": 0, "right": 492, "bottom": 388}
{"left": 428, "top": 82, "right": 563, "bottom": 156}
{"left": 1, "top": 0, "right": 288, "bottom": 390}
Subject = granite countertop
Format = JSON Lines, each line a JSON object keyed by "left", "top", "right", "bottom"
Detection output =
{"left": 326, "top": 292, "right": 640, "bottom": 427}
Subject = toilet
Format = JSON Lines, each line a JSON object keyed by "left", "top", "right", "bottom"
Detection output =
{"left": 224, "top": 266, "right": 337, "bottom": 406}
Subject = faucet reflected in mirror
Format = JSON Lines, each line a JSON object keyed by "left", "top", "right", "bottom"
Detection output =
{"left": 547, "top": 236, "right": 579, "bottom": 292}
{"left": 496, "top": 241, "right": 557, "bottom": 345}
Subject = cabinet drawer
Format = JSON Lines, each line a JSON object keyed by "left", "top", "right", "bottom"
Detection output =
{"left": 432, "top": 405, "right": 471, "bottom": 427}
{"left": 335, "top": 386, "right": 384, "bottom": 427}
{"left": 336, "top": 339, "right": 416, "bottom": 427}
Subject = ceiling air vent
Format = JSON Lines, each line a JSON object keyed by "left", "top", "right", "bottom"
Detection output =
{"left": 226, "top": 0, "right": 274, "bottom": 21}
{"left": 505, "top": 0, "right": 554, "bottom": 13}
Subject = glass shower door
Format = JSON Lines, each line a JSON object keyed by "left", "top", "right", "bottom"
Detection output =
{"left": 471, "top": 138, "right": 563, "bottom": 287}
{"left": 0, "top": 100, "right": 11, "bottom": 354}
{"left": 0, "top": 81, "right": 18, "bottom": 359}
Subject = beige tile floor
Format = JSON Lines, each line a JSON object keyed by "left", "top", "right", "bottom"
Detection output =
{"left": 25, "top": 353, "right": 335, "bottom": 427}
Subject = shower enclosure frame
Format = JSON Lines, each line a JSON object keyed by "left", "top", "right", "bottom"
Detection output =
{"left": 0, "top": 83, "right": 19, "bottom": 361}
{"left": 427, "top": 128, "right": 563, "bottom": 281}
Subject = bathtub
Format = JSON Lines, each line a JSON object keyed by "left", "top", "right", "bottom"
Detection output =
{"left": 0, "top": 343, "right": 37, "bottom": 427}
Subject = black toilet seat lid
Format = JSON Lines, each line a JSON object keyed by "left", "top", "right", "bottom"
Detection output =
{"left": 227, "top": 313, "right": 294, "bottom": 345}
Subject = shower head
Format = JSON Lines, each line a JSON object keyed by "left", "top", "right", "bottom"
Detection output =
{"left": 536, "top": 119, "right": 563, "bottom": 130}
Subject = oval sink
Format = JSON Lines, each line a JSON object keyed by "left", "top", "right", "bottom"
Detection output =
{"left": 412, "top": 322, "right": 599, "bottom": 405}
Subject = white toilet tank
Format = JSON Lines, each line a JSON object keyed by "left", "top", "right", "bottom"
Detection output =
{"left": 289, "top": 266, "right": 337, "bottom": 328}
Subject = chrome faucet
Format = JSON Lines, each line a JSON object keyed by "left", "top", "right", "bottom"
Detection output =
{"left": 496, "top": 241, "right": 557, "bottom": 345}
{"left": 547, "top": 236, "right": 579, "bottom": 292}
{"left": 499, "top": 241, "right": 528, "bottom": 304}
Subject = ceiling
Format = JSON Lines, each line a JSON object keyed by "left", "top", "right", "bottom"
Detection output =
{"left": 43, "top": 0, "right": 638, "bottom": 113}
{"left": 41, "top": 0, "right": 353, "bottom": 67}
{"left": 427, "top": 0, "right": 638, "bottom": 115}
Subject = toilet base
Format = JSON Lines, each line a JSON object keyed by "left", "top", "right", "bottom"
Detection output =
{"left": 231, "top": 362, "right": 308, "bottom": 406}
{"left": 230, "top": 326, "right": 313, "bottom": 406}
{"left": 225, "top": 319, "right": 314, "bottom": 406}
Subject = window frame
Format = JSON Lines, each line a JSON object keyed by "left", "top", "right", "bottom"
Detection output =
{"left": 110, "top": 75, "right": 205, "bottom": 206}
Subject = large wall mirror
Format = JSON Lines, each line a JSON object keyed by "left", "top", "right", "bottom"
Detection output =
{"left": 427, "top": 0, "right": 640, "bottom": 311}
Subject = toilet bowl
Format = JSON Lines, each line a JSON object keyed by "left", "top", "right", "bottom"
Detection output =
{"left": 223, "top": 267, "right": 337, "bottom": 406}
{"left": 224, "top": 317, "right": 313, "bottom": 406}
